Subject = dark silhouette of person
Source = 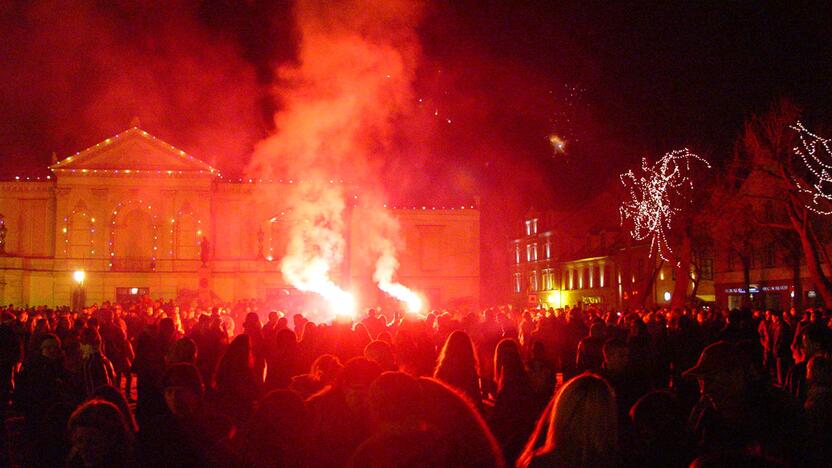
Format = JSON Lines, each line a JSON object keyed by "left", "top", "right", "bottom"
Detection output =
{"left": 489, "top": 338, "right": 540, "bottom": 463}
{"left": 67, "top": 399, "right": 136, "bottom": 467}
{"left": 625, "top": 390, "right": 696, "bottom": 467}
{"left": 265, "top": 328, "right": 301, "bottom": 390}
{"left": 306, "top": 357, "right": 382, "bottom": 467}
{"left": 235, "top": 389, "right": 311, "bottom": 467}
{"left": 211, "top": 333, "right": 260, "bottom": 425}
{"left": 518, "top": 373, "right": 618, "bottom": 467}
{"left": 139, "top": 363, "right": 233, "bottom": 467}
{"left": 434, "top": 330, "right": 483, "bottom": 408}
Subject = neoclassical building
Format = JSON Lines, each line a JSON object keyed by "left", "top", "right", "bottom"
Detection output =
{"left": 0, "top": 127, "right": 480, "bottom": 311}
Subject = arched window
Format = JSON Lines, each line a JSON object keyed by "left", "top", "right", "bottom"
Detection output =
{"left": 263, "top": 214, "right": 291, "bottom": 261}
{"left": 113, "top": 209, "right": 154, "bottom": 270}
{"left": 68, "top": 210, "right": 93, "bottom": 259}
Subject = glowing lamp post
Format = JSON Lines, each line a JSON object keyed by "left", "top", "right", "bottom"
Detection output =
{"left": 71, "top": 269, "right": 86, "bottom": 312}
{"left": 73, "top": 270, "right": 86, "bottom": 285}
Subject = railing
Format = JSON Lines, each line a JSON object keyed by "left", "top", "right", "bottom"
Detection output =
{"left": 110, "top": 257, "right": 155, "bottom": 272}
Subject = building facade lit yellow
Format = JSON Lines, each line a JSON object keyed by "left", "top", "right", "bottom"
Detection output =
{"left": 510, "top": 210, "right": 714, "bottom": 310}
{"left": 0, "top": 127, "right": 480, "bottom": 311}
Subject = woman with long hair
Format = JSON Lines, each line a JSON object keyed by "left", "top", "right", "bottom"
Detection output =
{"left": 490, "top": 338, "right": 539, "bottom": 463}
{"left": 67, "top": 400, "right": 136, "bottom": 467}
{"left": 434, "top": 330, "right": 483, "bottom": 407}
{"left": 212, "top": 334, "right": 259, "bottom": 425}
{"left": 518, "top": 372, "right": 618, "bottom": 467}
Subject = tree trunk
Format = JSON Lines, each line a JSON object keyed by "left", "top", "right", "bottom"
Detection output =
{"left": 689, "top": 270, "right": 701, "bottom": 303}
{"left": 792, "top": 252, "right": 802, "bottom": 311}
{"left": 638, "top": 260, "right": 664, "bottom": 308}
{"left": 791, "top": 213, "right": 832, "bottom": 307}
{"left": 671, "top": 235, "right": 692, "bottom": 308}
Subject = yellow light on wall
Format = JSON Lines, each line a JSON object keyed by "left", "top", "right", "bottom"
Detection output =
{"left": 540, "top": 290, "right": 562, "bottom": 308}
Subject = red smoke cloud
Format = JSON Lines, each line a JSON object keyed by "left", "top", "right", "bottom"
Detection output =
{"left": 248, "top": 0, "right": 426, "bottom": 317}
{"left": 0, "top": 1, "right": 263, "bottom": 173}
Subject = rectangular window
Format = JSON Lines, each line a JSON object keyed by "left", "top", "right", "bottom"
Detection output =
{"left": 543, "top": 269, "right": 553, "bottom": 290}
{"left": 514, "top": 244, "right": 521, "bottom": 264}
{"left": 513, "top": 273, "right": 522, "bottom": 293}
{"left": 701, "top": 258, "right": 713, "bottom": 280}
{"left": 525, "top": 219, "right": 539, "bottom": 236}
{"left": 765, "top": 245, "right": 775, "bottom": 268}
{"left": 529, "top": 271, "right": 538, "bottom": 291}
{"left": 527, "top": 243, "right": 538, "bottom": 262}
{"left": 545, "top": 240, "right": 551, "bottom": 259}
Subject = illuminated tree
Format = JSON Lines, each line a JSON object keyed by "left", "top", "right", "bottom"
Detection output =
{"left": 620, "top": 149, "right": 710, "bottom": 307}
{"left": 791, "top": 121, "right": 832, "bottom": 215}
{"left": 620, "top": 149, "right": 710, "bottom": 262}
{"left": 737, "top": 99, "right": 832, "bottom": 306}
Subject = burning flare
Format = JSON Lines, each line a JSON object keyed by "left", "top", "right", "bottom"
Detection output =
{"left": 280, "top": 183, "right": 356, "bottom": 320}
{"left": 247, "top": 0, "right": 424, "bottom": 321}
{"left": 373, "top": 238, "right": 424, "bottom": 314}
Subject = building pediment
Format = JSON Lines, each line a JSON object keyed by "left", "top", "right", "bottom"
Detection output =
{"left": 50, "top": 127, "right": 218, "bottom": 176}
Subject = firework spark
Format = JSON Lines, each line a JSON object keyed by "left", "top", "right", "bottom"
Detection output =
{"left": 549, "top": 134, "right": 566, "bottom": 155}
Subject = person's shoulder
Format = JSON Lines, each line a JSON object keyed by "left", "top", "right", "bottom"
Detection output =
{"left": 764, "top": 384, "right": 802, "bottom": 411}
{"left": 528, "top": 449, "right": 569, "bottom": 467}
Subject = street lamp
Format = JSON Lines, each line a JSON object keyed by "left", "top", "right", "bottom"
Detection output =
{"left": 72, "top": 270, "right": 86, "bottom": 311}
{"left": 73, "top": 270, "right": 86, "bottom": 285}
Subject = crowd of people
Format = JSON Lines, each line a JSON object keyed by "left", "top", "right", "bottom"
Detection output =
{"left": 0, "top": 297, "right": 830, "bottom": 467}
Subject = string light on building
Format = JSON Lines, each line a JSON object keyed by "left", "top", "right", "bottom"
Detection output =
{"left": 791, "top": 121, "right": 832, "bottom": 215}
{"left": 108, "top": 200, "right": 159, "bottom": 270}
{"left": 168, "top": 208, "right": 203, "bottom": 258}
{"left": 619, "top": 148, "right": 710, "bottom": 262}
{"left": 50, "top": 127, "right": 218, "bottom": 176}
{"left": 62, "top": 208, "right": 96, "bottom": 257}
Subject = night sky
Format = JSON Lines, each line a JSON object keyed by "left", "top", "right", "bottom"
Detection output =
{"left": 1, "top": 1, "right": 831, "bottom": 302}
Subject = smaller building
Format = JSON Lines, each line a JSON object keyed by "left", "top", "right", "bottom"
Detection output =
{"left": 713, "top": 241, "right": 826, "bottom": 311}
{"left": 509, "top": 209, "right": 714, "bottom": 310}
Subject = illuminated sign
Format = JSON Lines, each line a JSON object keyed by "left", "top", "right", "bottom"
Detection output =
{"left": 725, "top": 284, "right": 790, "bottom": 294}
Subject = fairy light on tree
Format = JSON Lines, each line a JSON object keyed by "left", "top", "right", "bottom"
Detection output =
{"left": 619, "top": 148, "right": 710, "bottom": 262}
{"left": 791, "top": 121, "right": 832, "bottom": 215}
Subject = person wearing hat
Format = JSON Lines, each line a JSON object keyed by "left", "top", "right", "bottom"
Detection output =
{"left": 685, "top": 340, "right": 806, "bottom": 464}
